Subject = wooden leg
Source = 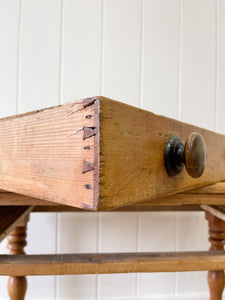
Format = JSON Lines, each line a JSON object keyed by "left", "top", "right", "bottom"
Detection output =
{"left": 7, "top": 216, "right": 29, "bottom": 300}
{"left": 206, "top": 212, "right": 225, "bottom": 300}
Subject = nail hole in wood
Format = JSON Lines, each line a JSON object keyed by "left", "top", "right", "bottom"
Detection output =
{"left": 84, "top": 184, "right": 91, "bottom": 189}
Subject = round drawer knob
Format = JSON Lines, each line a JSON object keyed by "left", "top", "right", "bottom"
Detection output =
{"left": 164, "top": 132, "right": 207, "bottom": 178}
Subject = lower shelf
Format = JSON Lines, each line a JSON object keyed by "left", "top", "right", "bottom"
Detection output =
{"left": 1, "top": 251, "right": 225, "bottom": 276}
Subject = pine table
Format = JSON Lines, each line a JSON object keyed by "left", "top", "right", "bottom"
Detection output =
{"left": 0, "top": 96, "right": 225, "bottom": 300}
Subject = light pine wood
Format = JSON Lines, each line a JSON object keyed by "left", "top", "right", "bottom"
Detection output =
{"left": 0, "top": 193, "right": 57, "bottom": 206}
{"left": 0, "top": 181, "right": 224, "bottom": 196}
{"left": 7, "top": 217, "right": 29, "bottom": 300}
{"left": 139, "top": 194, "right": 225, "bottom": 206}
{"left": 99, "top": 98, "right": 225, "bottom": 209}
{"left": 187, "top": 182, "right": 225, "bottom": 194}
{"left": 206, "top": 213, "right": 225, "bottom": 300}
{"left": 0, "top": 206, "right": 32, "bottom": 243}
{"left": 0, "top": 97, "right": 99, "bottom": 210}
{"left": 0, "top": 251, "right": 225, "bottom": 276}
{"left": 1, "top": 96, "right": 225, "bottom": 210}
{"left": 2, "top": 191, "right": 225, "bottom": 210}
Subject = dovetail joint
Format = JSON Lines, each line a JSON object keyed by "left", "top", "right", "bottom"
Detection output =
{"left": 83, "top": 160, "right": 94, "bottom": 173}
{"left": 83, "top": 126, "right": 97, "bottom": 140}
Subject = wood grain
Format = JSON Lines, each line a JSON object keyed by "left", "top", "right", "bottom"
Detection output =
{"left": 1, "top": 96, "right": 225, "bottom": 210}
{"left": 137, "top": 194, "right": 225, "bottom": 207}
{"left": 99, "top": 97, "right": 225, "bottom": 209}
{"left": 0, "top": 206, "right": 32, "bottom": 243}
{"left": 0, "top": 97, "right": 99, "bottom": 210}
{"left": 1, "top": 251, "right": 225, "bottom": 276}
{"left": 2, "top": 191, "right": 225, "bottom": 210}
{"left": 0, "top": 181, "right": 224, "bottom": 196}
{"left": 187, "top": 182, "right": 225, "bottom": 194}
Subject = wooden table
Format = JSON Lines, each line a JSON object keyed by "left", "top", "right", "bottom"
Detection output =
{"left": 1, "top": 96, "right": 225, "bottom": 300}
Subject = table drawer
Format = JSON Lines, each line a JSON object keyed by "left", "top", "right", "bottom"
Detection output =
{"left": 0, "top": 96, "right": 224, "bottom": 210}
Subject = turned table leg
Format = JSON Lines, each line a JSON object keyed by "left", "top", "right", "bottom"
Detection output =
{"left": 206, "top": 212, "right": 225, "bottom": 300}
{"left": 7, "top": 215, "right": 29, "bottom": 300}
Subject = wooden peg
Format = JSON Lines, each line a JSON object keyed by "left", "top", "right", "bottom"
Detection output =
{"left": 7, "top": 216, "right": 29, "bottom": 300}
{"left": 206, "top": 212, "right": 225, "bottom": 300}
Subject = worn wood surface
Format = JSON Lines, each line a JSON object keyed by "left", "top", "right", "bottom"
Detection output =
{"left": 99, "top": 98, "right": 225, "bottom": 210}
{"left": 139, "top": 194, "right": 225, "bottom": 207}
{"left": 0, "top": 206, "right": 32, "bottom": 243}
{"left": 0, "top": 98, "right": 99, "bottom": 209}
{"left": 1, "top": 251, "right": 225, "bottom": 276}
{"left": 0, "top": 96, "right": 225, "bottom": 210}
{"left": 1, "top": 193, "right": 225, "bottom": 211}
{"left": 2, "top": 187, "right": 225, "bottom": 210}
{"left": 187, "top": 182, "right": 225, "bottom": 194}
{"left": 0, "top": 181, "right": 224, "bottom": 196}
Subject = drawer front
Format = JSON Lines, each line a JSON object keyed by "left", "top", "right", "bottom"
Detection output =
{"left": 99, "top": 97, "right": 225, "bottom": 210}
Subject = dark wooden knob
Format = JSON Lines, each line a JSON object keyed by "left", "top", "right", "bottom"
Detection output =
{"left": 164, "top": 132, "right": 206, "bottom": 178}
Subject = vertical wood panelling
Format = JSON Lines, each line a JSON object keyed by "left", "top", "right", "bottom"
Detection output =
{"left": 0, "top": 1, "right": 21, "bottom": 298}
{"left": 138, "top": 212, "right": 176, "bottom": 297}
{"left": 98, "top": 1, "right": 141, "bottom": 298}
{"left": 61, "top": 0, "right": 102, "bottom": 101}
{"left": 98, "top": 213, "right": 137, "bottom": 299}
{"left": 57, "top": 213, "right": 98, "bottom": 299}
{"left": 216, "top": 0, "right": 225, "bottom": 134}
{"left": 179, "top": 0, "right": 216, "bottom": 130}
{"left": 142, "top": 0, "right": 180, "bottom": 118}
{"left": 176, "top": 0, "right": 216, "bottom": 297}
{"left": 18, "top": 0, "right": 61, "bottom": 112}
{"left": 26, "top": 213, "right": 57, "bottom": 299}
{"left": 102, "top": 0, "right": 141, "bottom": 105}
{"left": 57, "top": 1, "right": 102, "bottom": 299}
{"left": 18, "top": 0, "right": 61, "bottom": 299}
{"left": 139, "top": 0, "right": 180, "bottom": 298}
{"left": 0, "top": 0, "right": 224, "bottom": 299}
{"left": 0, "top": 0, "right": 20, "bottom": 117}
{"left": 176, "top": 212, "right": 209, "bottom": 296}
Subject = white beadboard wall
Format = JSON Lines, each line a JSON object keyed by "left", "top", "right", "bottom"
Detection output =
{"left": 0, "top": 0, "right": 225, "bottom": 299}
